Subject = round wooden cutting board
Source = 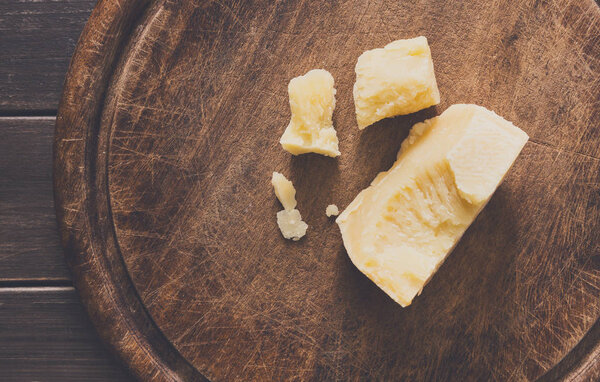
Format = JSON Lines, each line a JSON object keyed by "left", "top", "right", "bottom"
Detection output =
{"left": 54, "top": 0, "right": 600, "bottom": 380}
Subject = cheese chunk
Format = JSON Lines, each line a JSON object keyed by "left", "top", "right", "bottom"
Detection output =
{"left": 353, "top": 36, "right": 440, "bottom": 129}
{"left": 280, "top": 69, "right": 340, "bottom": 157}
{"left": 325, "top": 204, "right": 339, "bottom": 217}
{"left": 271, "top": 172, "right": 308, "bottom": 240}
{"left": 271, "top": 172, "right": 297, "bottom": 211}
{"left": 277, "top": 209, "right": 308, "bottom": 241}
{"left": 336, "top": 104, "right": 528, "bottom": 306}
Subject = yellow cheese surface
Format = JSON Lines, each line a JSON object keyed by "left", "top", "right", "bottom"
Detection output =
{"left": 336, "top": 104, "right": 528, "bottom": 306}
{"left": 280, "top": 69, "right": 340, "bottom": 157}
{"left": 271, "top": 172, "right": 308, "bottom": 240}
{"left": 353, "top": 36, "right": 440, "bottom": 129}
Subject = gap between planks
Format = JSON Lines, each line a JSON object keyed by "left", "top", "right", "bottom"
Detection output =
{"left": 0, "top": 111, "right": 57, "bottom": 118}
{"left": 0, "top": 279, "right": 73, "bottom": 290}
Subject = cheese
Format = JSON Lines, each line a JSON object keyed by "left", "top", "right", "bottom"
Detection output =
{"left": 280, "top": 69, "right": 340, "bottom": 157}
{"left": 271, "top": 172, "right": 307, "bottom": 240}
{"left": 353, "top": 36, "right": 440, "bottom": 129}
{"left": 276, "top": 209, "right": 308, "bottom": 241}
{"left": 336, "top": 104, "right": 528, "bottom": 306}
{"left": 325, "top": 204, "right": 339, "bottom": 217}
{"left": 271, "top": 172, "right": 297, "bottom": 211}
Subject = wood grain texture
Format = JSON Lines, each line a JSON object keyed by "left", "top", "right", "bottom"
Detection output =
{"left": 0, "top": 117, "right": 70, "bottom": 281}
{"left": 55, "top": 0, "right": 600, "bottom": 380}
{"left": 0, "top": 287, "right": 132, "bottom": 381}
{"left": 0, "top": 0, "right": 95, "bottom": 112}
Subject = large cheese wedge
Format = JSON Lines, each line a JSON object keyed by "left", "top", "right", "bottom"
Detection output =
{"left": 280, "top": 69, "right": 340, "bottom": 157}
{"left": 353, "top": 36, "right": 440, "bottom": 129}
{"left": 336, "top": 104, "right": 528, "bottom": 306}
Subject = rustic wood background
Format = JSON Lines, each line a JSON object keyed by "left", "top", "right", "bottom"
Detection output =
{"left": 54, "top": 0, "right": 600, "bottom": 381}
{"left": 0, "top": 0, "right": 133, "bottom": 379}
{"left": 2, "top": 0, "right": 600, "bottom": 380}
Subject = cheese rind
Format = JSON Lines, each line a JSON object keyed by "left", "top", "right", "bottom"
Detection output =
{"left": 353, "top": 36, "right": 440, "bottom": 129}
{"left": 325, "top": 204, "right": 340, "bottom": 217}
{"left": 271, "top": 172, "right": 297, "bottom": 211}
{"left": 336, "top": 104, "right": 528, "bottom": 307}
{"left": 280, "top": 69, "right": 340, "bottom": 157}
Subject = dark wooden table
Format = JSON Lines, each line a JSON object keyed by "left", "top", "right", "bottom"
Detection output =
{"left": 0, "top": 0, "right": 132, "bottom": 379}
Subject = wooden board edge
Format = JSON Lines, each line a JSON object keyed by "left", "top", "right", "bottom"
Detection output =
{"left": 54, "top": 0, "right": 206, "bottom": 380}
{"left": 540, "top": 320, "right": 600, "bottom": 381}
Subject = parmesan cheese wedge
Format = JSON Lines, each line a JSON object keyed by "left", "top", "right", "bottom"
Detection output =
{"left": 280, "top": 69, "right": 340, "bottom": 157}
{"left": 353, "top": 36, "right": 440, "bottom": 129}
{"left": 336, "top": 104, "right": 528, "bottom": 306}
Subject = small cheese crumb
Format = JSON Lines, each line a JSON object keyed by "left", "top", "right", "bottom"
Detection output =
{"left": 271, "top": 172, "right": 308, "bottom": 240}
{"left": 280, "top": 69, "right": 340, "bottom": 157}
{"left": 271, "top": 172, "right": 297, "bottom": 211}
{"left": 277, "top": 209, "right": 308, "bottom": 241}
{"left": 353, "top": 36, "right": 440, "bottom": 129}
{"left": 325, "top": 204, "right": 339, "bottom": 217}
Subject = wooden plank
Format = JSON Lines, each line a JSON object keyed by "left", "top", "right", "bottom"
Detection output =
{"left": 0, "top": 287, "right": 132, "bottom": 381}
{"left": 0, "top": 117, "right": 70, "bottom": 281}
{"left": 0, "top": 0, "right": 95, "bottom": 112}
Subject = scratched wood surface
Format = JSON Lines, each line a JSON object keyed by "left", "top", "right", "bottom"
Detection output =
{"left": 55, "top": 0, "right": 600, "bottom": 380}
